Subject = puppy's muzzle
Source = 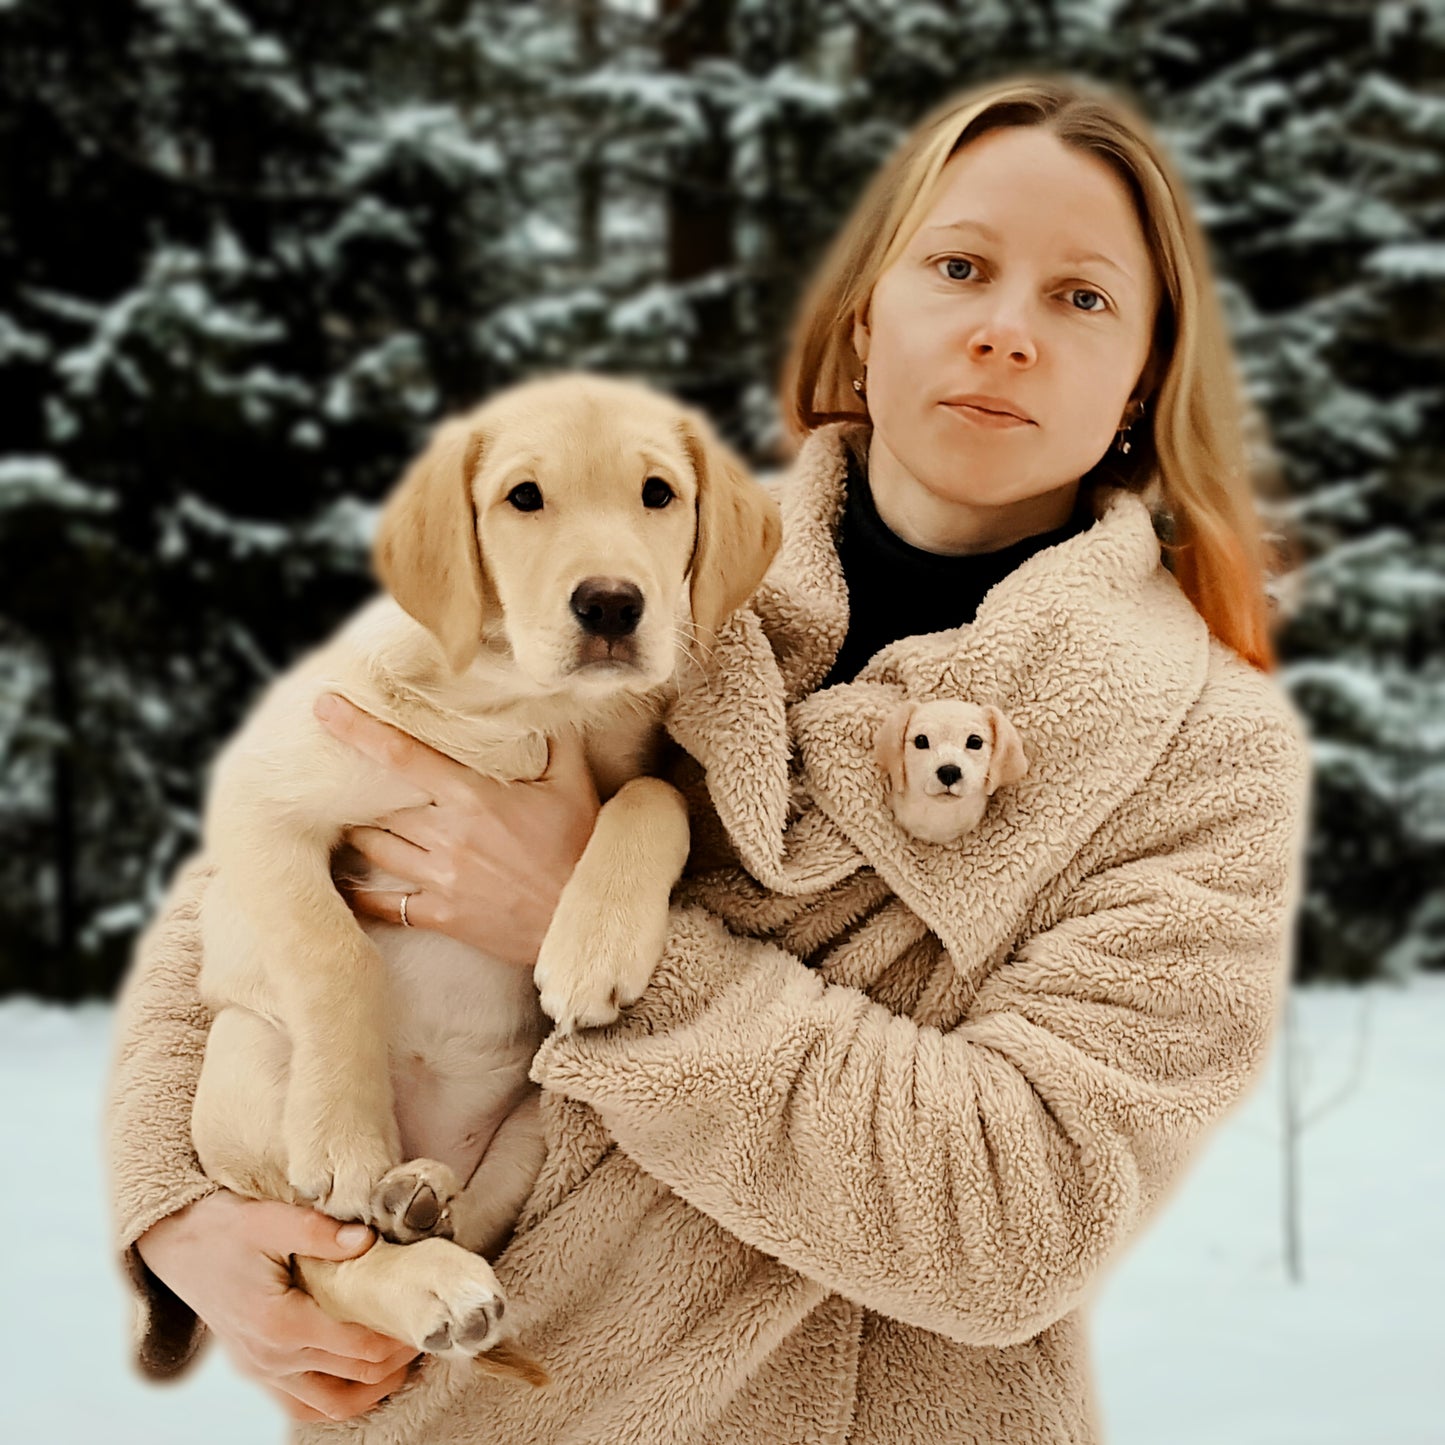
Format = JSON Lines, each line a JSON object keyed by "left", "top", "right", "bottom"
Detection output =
{"left": 570, "top": 576, "right": 646, "bottom": 669}
{"left": 571, "top": 578, "right": 643, "bottom": 639}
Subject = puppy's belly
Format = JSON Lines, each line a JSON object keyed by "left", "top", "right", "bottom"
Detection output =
{"left": 364, "top": 919, "right": 550, "bottom": 1185}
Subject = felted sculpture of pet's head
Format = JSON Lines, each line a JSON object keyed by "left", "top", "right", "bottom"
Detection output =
{"left": 875, "top": 699, "right": 1029, "bottom": 844}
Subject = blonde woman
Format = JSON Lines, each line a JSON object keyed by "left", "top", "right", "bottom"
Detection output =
{"left": 110, "top": 75, "right": 1312, "bottom": 1443}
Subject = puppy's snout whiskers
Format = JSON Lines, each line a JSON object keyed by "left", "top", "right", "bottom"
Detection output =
{"left": 673, "top": 619, "right": 720, "bottom": 674}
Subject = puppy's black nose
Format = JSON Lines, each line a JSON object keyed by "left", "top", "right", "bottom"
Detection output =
{"left": 571, "top": 578, "right": 643, "bottom": 638}
{"left": 936, "top": 764, "right": 962, "bottom": 786}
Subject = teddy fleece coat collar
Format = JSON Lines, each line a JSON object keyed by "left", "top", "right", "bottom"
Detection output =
{"left": 662, "top": 421, "right": 1211, "bottom": 961}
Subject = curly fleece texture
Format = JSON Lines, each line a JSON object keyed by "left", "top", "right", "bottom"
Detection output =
{"left": 106, "top": 422, "right": 1312, "bottom": 1443}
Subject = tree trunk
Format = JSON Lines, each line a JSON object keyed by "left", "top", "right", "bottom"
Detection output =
{"left": 46, "top": 636, "right": 78, "bottom": 998}
{"left": 659, "top": 0, "right": 736, "bottom": 425}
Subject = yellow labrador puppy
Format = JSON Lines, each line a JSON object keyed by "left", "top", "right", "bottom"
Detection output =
{"left": 190, "top": 373, "right": 781, "bottom": 1384}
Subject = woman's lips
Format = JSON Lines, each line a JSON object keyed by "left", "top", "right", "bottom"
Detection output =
{"left": 941, "top": 401, "right": 1035, "bottom": 429}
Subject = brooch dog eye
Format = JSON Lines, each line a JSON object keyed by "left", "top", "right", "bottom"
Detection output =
{"left": 913, "top": 734, "right": 930, "bottom": 750}
{"left": 507, "top": 482, "right": 544, "bottom": 512}
{"left": 642, "top": 476, "right": 674, "bottom": 509}
{"left": 966, "top": 735, "right": 983, "bottom": 749}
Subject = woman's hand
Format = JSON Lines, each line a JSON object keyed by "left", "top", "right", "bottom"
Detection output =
{"left": 135, "top": 1190, "right": 419, "bottom": 1424}
{"left": 314, "top": 692, "right": 601, "bottom": 968}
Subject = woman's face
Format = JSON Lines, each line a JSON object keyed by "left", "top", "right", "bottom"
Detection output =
{"left": 853, "top": 125, "right": 1160, "bottom": 551}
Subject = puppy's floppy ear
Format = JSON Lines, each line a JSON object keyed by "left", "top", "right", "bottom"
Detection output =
{"left": 373, "top": 416, "right": 494, "bottom": 674}
{"left": 983, "top": 706, "right": 1028, "bottom": 794}
{"left": 678, "top": 412, "right": 782, "bottom": 635}
{"left": 875, "top": 703, "right": 914, "bottom": 796}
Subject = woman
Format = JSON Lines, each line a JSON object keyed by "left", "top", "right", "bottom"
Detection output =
{"left": 109, "top": 75, "right": 1312, "bottom": 1442}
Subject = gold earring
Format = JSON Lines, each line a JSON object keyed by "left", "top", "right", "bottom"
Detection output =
{"left": 1115, "top": 399, "right": 1145, "bottom": 454}
{"left": 852, "top": 375, "right": 866, "bottom": 398}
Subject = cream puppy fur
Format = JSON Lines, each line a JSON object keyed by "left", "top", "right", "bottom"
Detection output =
{"left": 189, "top": 374, "right": 780, "bottom": 1385}
{"left": 876, "top": 699, "right": 1028, "bottom": 844}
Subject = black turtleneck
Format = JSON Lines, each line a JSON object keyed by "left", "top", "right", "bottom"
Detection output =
{"left": 819, "top": 444, "right": 1096, "bottom": 691}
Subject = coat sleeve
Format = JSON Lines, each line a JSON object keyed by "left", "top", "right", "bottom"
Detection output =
{"left": 529, "top": 709, "right": 1312, "bottom": 1349}
{"left": 104, "top": 856, "right": 220, "bottom": 1378}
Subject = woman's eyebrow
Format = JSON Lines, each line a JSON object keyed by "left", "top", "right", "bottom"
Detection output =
{"left": 919, "top": 218, "right": 1133, "bottom": 281}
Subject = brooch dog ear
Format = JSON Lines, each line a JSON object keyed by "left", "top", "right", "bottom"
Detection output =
{"left": 983, "top": 706, "right": 1028, "bottom": 795}
{"left": 875, "top": 702, "right": 915, "bottom": 797}
{"left": 677, "top": 412, "right": 782, "bottom": 637}
{"left": 373, "top": 417, "right": 496, "bottom": 673}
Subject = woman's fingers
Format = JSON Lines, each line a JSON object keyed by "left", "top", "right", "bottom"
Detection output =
{"left": 314, "top": 693, "right": 476, "bottom": 808}
{"left": 289, "top": 1345, "right": 411, "bottom": 1386}
{"left": 344, "top": 886, "right": 442, "bottom": 932}
{"left": 268, "top": 1358, "right": 413, "bottom": 1423}
{"left": 542, "top": 725, "right": 594, "bottom": 789}
{"left": 267, "top": 1383, "right": 330, "bottom": 1423}
{"left": 245, "top": 1197, "right": 376, "bottom": 1265}
{"left": 345, "top": 823, "right": 433, "bottom": 881}
{"left": 273, "top": 1289, "right": 416, "bottom": 1371}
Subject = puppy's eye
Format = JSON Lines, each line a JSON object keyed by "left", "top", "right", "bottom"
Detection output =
{"left": 966, "top": 735, "right": 983, "bottom": 750}
{"left": 912, "top": 734, "right": 930, "bottom": 750}
{"left": 506, "top": 482, "right": 544, "bottom": 512}
{"left": 642, "top": 476, "right": 674, "bottom": 509}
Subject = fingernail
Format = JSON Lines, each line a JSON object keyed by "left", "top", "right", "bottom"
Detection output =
{"left": 336, "top": 1223, "right": 371, "bottom": 1248}
{"left": 314, "top": 693, "right": 339, "bottom": 722}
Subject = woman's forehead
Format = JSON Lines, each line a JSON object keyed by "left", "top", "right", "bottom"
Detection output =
{"left": 913, "top": 128, "right": 1154, "bottom": 284}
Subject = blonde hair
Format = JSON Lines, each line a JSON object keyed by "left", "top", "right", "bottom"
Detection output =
{"left": 781, "top": 74, "right": 1285, "bottom": 672}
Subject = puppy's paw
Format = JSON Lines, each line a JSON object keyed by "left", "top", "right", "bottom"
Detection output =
{"left": 400, "top": 1239, "right": 510, "bottom": 1360}
{"left": 369, "top": 1159, "right": 460, "bottom": 1243}
{"left": 534, "top": 891, "right": 669, "bottom": 1035}
{"left": 283, "top": 1084, "right": 400, "bottom": 1221}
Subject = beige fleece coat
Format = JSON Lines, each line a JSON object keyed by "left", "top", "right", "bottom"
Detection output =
{"left": 107, "top": 422, "right": 1312, "bottom": 1444}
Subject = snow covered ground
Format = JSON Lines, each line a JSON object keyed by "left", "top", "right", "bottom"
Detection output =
{"left": 1, "top": 977, "right": 1439, "bottom": 1444}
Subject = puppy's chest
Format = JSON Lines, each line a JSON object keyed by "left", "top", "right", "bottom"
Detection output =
{"left": 374, "top": 923, "right": 546, "bottom": 1055}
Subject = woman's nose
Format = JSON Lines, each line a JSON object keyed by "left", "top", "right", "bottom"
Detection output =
{"left": 966, "top": 302, "right": 1037, "bottom": 366}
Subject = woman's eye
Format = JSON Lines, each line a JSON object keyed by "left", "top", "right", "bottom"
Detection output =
{"left": 966, "top": 735, "right": 983, "bottom": 750}
{"left": 940, "top": 257, "right": 975, "bottom": 282}
{"left": 1068, "top": 288, "right": 1108, "bottom": 312}
{"left": 641, "top": 476, "right": 675, "bottom": 509}
{"left": 913, "top": 734, "right": 930, "bottom": 750}
{"left": 506, "top": 482, "right": 543, "bottom": 512}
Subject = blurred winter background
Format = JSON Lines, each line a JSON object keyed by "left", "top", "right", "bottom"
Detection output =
{"left": 0, "top": 0, "right": 1440, "bottom": 1441}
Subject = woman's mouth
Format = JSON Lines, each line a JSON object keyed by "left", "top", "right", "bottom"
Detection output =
{"left": 941, "top": 402, "right": 1034, "bottom": 429}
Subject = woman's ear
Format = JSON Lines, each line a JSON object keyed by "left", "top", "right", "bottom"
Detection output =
{"left": 679, "top": 412, "right": 782, "bottom": 636}
{"left": 851, "top": 312, "right": 871, "bottom": 366}
{"left": 875, "top": 702, "right": 914, "bottom": 796}
{"left": 373, "top": 416, "right": 496, "bottom": 673}
{"left": 983, "top": 707, "right": 1028, "bottom": 795}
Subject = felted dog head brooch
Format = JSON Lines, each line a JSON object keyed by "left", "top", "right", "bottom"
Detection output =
{"left": 875, "top": 699, "right": 1029, "bottom": 844}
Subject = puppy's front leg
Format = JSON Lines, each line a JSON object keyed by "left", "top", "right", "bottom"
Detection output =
{"left": 533, "top": 777, "right": 689, "bottom": 1034}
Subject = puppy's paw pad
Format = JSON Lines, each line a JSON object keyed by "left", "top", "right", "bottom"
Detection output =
{"left": 370, "top": 1160, "right": 459, "bottom": 1243}
{"left": 423, "top": 1282, "right": 507, "bottom": 1359}
{"left": 457, "top": 1295, "right": 504, "bottom": 1350}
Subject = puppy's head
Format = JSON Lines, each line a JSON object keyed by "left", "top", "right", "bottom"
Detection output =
{"left": 876, "top": 699, "right": 1028, "bottom": 844}
{"left": 374, "top": 374, "right": 780, "bottom": 689}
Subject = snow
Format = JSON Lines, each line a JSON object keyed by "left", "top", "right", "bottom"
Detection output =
{"left": 0, "top": 456, "right": 117, "bottom": 513}
{"left": 340, "top": 106, "right": 505, "bottom": 188}
{"left": 1, "top": 976, "right": 1439, "bottom": 1444}
{"left": 1367, "top": 241, "right": 1445, "bottom": 280}
{"left": 0, "top": 312, "right": 50, "bottom": 364}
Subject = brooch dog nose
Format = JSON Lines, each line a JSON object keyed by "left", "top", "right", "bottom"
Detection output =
{"left": 935, "top": 764, "right": 963, "bottom": 787}
{"left": 571, "top": 578, "right": 644, "bottom": 638}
